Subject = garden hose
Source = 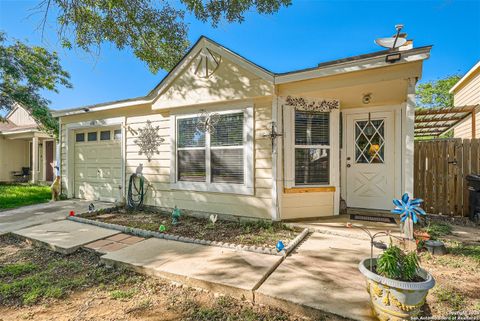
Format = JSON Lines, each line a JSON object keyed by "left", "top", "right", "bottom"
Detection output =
{"left": 127, "top": 173, "right": 146, "bottom": 209}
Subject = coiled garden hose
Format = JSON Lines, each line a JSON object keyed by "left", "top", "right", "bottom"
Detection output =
{"left": 127, "top": 173, "right": 146, "bottom": 209}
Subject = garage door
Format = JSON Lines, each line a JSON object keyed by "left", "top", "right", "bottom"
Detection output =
{"left": 74, "top": 128, "right": 122, "bottom": 202}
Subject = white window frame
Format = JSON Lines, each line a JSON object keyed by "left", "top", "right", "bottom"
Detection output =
{"left": 284, "top": 106, "right": 339, "bottom": 189}
{"left": 170, "top": 106, "right": 254, "bottom": 195}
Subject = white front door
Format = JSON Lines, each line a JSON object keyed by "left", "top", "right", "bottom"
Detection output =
{"left": 345, "top": 111, "right": 395, "bottom": 210}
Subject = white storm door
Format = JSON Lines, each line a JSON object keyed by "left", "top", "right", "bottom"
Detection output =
{"left": 345, "top": 111, "right": 394, "bottom": 210}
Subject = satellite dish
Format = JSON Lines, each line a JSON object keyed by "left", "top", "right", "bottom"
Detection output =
{"left": 375, "top": 37, "right": 407, "bottom": 49}
{"left": 375, "top": 24, "right": 407, "bottom": 49}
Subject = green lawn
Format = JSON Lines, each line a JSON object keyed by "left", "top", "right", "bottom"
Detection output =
{"left": 0, "top": 184, "right": 51, "bottom": 210}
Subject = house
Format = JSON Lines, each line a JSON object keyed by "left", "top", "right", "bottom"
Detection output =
{"left": 450, "top": 61, "right": 480, "bottom": 139}
{"left": 52, "top": 37, "right": 431, "bottom": 220}
{"left": 0, "top": 104, "right": 56, "bottom": 183}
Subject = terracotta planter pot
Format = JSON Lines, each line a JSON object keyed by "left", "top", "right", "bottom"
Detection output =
{"left": 414, "top": 230, "right": 431, "bottom": 241}
{"left": 359, "top": 258, "right": 435, "bottom": 321}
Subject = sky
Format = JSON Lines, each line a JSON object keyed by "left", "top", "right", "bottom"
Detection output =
{"left": 1, "top": 0, "right": 479, "bottom": 111}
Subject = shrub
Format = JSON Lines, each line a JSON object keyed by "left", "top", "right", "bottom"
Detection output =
{"left": 376, "top": 245, "right": 420, "bottom": 282}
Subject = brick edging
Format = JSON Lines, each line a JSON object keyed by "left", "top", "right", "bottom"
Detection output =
{"left": 67, "top": 215, "right": 309, "bottom": 257}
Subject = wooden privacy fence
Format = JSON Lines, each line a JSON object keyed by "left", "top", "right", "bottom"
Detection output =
{"left": 414, "top": 138, "right": 480, "bottom": 216}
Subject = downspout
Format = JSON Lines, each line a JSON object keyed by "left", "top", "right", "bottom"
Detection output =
{"left": 57, "top": 119, "right": 62, "bottom": 195}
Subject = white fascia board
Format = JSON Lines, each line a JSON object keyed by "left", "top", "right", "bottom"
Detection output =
{"left": 51, "top": 98, "right": 152, "bottom": 117}
{"left": 449, "top": 60, "right": 480, "bottom": 94}
{"left": 274, "top": 48, "right": 431, "bottom": 85}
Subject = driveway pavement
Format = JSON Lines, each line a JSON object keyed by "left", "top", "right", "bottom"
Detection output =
{"left": 0, "top": 199, "right": 112, "bottom": 235}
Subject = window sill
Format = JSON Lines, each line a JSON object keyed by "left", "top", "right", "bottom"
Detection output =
{"left": 171, "top": 182, "right": 254, "bottom": 196}
{"left": 284, "top": 186, "right": 335, "bottom": 194}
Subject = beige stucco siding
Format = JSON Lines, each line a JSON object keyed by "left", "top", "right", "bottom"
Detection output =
{"left": 0, "top": 137, "right": 29, "bottom": 181}
{"left": 452, "top": 68, "right": 480, "bottom": 139}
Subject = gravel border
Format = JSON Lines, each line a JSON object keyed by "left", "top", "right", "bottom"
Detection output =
{"left": 68, "top": 210, "right": 309, "bottom": 257}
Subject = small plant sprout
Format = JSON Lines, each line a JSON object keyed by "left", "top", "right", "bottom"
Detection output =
{"left": 209, "top": 214, "right": 218, "bottom": 225}
{"left": 391, "top": 193, "right": 426, "bottom": 240}
{"left": 171, "top": 206, "right": 181, "bottom": 225}
{"left": 346, "top": 223, "right": 402, "bottom": 272}
{"left": 159, "top": 225, "right": 166, "bottom": 232}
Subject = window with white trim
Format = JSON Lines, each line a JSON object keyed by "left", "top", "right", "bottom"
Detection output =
{"left": 172, "top": 108, "right": 253, "bottom": 195}
{"left": 294, "top": 110, "right": 330, "bottom": 185}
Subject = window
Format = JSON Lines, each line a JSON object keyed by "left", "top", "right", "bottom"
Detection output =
{"left": 172, "top": 108, "right": 253, "bottom": 194}
{"left": 75, "top": 133, "right": 85, "bottom": 142}
{"left": 87, "top": 132, "right": 97, "bottom": 141}
{"left": 294, "top": 110, "right": 330, "bottom": 185}
{"left": 114, "top": 129, "right": 122, "bottom": 140}
{"left": 100, "top": 130, "right": 111, "bottom": 141}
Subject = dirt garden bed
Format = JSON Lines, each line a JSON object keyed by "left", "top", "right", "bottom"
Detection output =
{"left": 77, "top": 208, "right": 304, "bottom": 250}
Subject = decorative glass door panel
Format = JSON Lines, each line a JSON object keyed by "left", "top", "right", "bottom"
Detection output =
{"left": 355, "top": 119, "right": 385, "bottom": 164}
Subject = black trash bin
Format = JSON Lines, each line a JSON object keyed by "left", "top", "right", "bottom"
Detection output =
{"left": 466, "top": 174, "right": 480, "bottom": 222}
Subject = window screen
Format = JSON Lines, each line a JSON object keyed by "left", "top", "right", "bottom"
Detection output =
{"left": 100, "top": 130, "right": 111, "bottom": 141}
{"left": 176, "top": 112, "right": 244, "bottom": 185}
{"left": 294, "top": 110, "right": 330, "bottom": 185}
{"left": 87, "top": 132, "right": 97, "bottom": 141}
{"left": 114, "top": 129, "right": 122, "bottom": 140}
{"left": 75, "top": 133, "right": 85, "bottom": 142}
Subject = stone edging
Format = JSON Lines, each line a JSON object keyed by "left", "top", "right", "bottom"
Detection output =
{"left": 67, "top": 215, "right": 309, "bottom": 257}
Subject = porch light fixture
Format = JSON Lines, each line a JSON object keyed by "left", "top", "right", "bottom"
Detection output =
{"left": 385, "top": 52, "right": 402, "bottom": 63}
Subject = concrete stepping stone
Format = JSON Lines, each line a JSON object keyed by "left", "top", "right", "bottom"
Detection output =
{"left": 13, "top": 220, "right": 120, "bottom": 254}
{"left": 101, "top": 238, "right": 283, "bottom": 301}
{"left": 84, "top": 233, "right": 145, "bottom": 254}
{"left": 255, "top": 232, "right": 377, "bottom": 321}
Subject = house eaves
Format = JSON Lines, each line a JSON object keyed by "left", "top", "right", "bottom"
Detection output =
{"left": 449, "top": 60, "right": 480, "bottom": 94}
{"left": 51, "top": 38, "right": 432, "bottom": 118}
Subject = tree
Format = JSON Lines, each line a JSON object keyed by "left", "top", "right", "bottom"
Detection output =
{"left": 37, "top": 0, "right": 291, "bottom": 73}
{"left": 0, "top": 32, "right": 72, "bottom": 136}
{"left": 416, "top": 75, "right": 461, "bottom": 108}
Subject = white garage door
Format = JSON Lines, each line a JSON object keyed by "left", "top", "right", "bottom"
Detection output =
{"left": 74, "top": 128, "right": 122, "bottom": 202}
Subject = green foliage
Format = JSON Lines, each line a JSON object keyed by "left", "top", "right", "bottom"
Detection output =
{"left": 0, "top": 184, "right": 51, "bottom": 209}
{"left": 423, "top": 222, "right": 453, "bottom": 240}
{"left": 0, "top": 32, "right": 71, "bottom": 136}
{"left": 434, "top": 286, "right": 465, "bottom": 311}
{"left": 416, "top": 75, "right": 461, "bottom": 108}
{"left": 0, "top": 263, "right": 37, "bottom": 277}
{"left": 36, "top": 0, "right": 290, "bottom": 73}
{"left": 448, "top": 244, "right": 480, "bottom": 262}
{"left": 110, "top": 289, "right": 136, "bottom": 300}
{"left": 376, "top": 245, "right": 420, "bottom": 282}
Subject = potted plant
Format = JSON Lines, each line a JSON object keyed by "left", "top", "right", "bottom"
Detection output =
{"left": 358, "top": 243, "right": 435, "bottom": 320}
{"left": 354, "top": 193, "right": 435, "bottom": 320}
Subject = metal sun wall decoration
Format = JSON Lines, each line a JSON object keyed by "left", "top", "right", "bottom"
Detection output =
{"left": 196, "top": 109, "right": 221, "bottom": 133}
{"left": 391, "top": 193, "right": 426, "bottom": 240}
{"left": 134, "top": 120, "right": 165, "bottom": 162}
{"left": 285, "top": 95, "right": 340, "bottom": 112}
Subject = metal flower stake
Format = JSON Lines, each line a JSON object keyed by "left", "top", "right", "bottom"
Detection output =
{"left": 391, "top": 193, "right": 426, "bottom": 240}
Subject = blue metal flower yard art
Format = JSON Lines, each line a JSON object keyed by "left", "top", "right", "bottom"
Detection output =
{"left": 391, "top": 193, "right": 426, "bottom": 239}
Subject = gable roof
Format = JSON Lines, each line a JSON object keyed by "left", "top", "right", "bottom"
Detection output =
{"left": 449, "top": 61, "right": 480, "bottom": 94}
{"left": 52, "top": 36, "right": 432, "bottom": 117}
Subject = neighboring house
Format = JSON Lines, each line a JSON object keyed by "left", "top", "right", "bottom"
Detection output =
{"left": 0, "top": 104, "right": 56, "bottom": 183}
{"left": 53, "top": 36, "right": 431, "bottom": 220}
{"left": 450, "top": 61, "right": 480, "bottom": 139}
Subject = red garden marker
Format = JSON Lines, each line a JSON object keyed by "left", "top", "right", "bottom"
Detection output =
{"left": 69, "top": 211, "right": 75, "bottom": 216}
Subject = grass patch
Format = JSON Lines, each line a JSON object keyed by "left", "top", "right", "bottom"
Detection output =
{"left": 0, "top": 184, "right": 51, "bottom": 210}
{"left": 0, "top": 236, "right": 140, "bottom": 306}
{"left": 448, "top": 244, "right": 480, "bottom": 262}
{"left": 433, "top": 286, "right": 465, "bottom": 311}
{"left": 422, "top": 222, "right": 453, "bottom": 240}
{"left": 110, "top": 289, "right": 136, "bottom": 300}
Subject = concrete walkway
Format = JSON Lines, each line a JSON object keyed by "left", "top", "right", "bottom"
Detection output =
{"left": 14, "top": 220, "right": 121, "bottom": 254}
{"left": 0, "top": 199, "right": 112, "bottom": 235}
{"left": 102, "top": 237, "right": 283, "bottom": 301}
{"left": 256, "top": 232, "right": 378, "bottom": 321}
